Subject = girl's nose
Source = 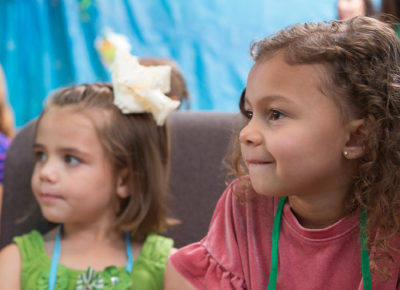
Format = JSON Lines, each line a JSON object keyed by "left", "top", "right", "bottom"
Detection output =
{"left": 38, "top": 161, "right": 59, "bottom": 183}
{"left": 239, "top": 121, "right": 263, "bottom": 146}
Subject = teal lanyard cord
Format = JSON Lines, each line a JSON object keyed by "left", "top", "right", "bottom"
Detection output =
{"left": 268, "top": 197, "right": 286, "bottom": 289}
{"left": 268, "top": 197, "right": 372, "bottom": 290}
{"left": 125, "top": 233, "right": 133, "bottom": 272}
{"left": 48, "top": 225, "right": 133, "bottom": 290}
{"left": 48, "top": 226, "right": 62, "bottom": 290}
{"left": 360, "top": 207, "right": 372, "bottom": 290}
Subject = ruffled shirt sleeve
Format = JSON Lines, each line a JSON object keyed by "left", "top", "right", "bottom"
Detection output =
{"left": 169, "top": 180, "right": 251, "bottom": 289}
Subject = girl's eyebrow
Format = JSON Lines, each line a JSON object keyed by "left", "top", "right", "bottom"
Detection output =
{"left": 261, "top": 94, "right": 291, "bottom": 102}
{"left": 246, "top": 94, "right": 293, "bottom": 106}
{"left": 59, "top": 147, "right": 86, "bottom": 155}
{"left": 33, "top": 143, "right": 43, "bottom": 150}
{"left": 32, "top": 143, "right": 91, "bottom": 158}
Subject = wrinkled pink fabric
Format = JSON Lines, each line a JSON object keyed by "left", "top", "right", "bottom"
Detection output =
{"left": 170, "top": 178, "right": 400, "bottom": 289}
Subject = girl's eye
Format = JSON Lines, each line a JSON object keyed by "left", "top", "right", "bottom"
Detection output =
{"left": 268, "top": 109, "right": 285, "bottom": 120}
{"left": 34, "top": 151, "right": 47, "bottom": 163}
{"left": 65, "top": 155, "right": 80, "bottom": 165}
{"left": 243, "top": 109, "right": 253, "bottom": 119}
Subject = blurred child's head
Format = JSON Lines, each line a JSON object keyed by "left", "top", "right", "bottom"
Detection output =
{"left": 337, "top": 0, "right": 374, "bottom": 20}
{"left": 33, "top": 83, "right": 172, "bottom": 240}
{"left": 139, "top": 58, "right": 189, "bottom": 108}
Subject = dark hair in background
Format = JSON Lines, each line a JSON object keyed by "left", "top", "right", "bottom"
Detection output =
{"left": 38, "top": 83, "right": 173, "bottom": 241}
{"left": 381, "top": 0, "right": 400, "bottom": 18}
{"left": 229, "top": 16, "right": 400, "bottom": 279}
{"left": 380, "top": 0, "right": 400, "bottom": 29}
{"left": 364, "top": 0, "right": 375, "bottom": 16}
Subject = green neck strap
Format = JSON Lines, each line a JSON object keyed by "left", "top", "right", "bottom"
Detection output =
{"left": 268, "top": 197, "right": 372, "bottom": 290}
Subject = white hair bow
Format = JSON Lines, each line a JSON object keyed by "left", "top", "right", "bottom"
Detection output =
{"left": 111, "top": 50, "right": 180, "bottom": 125}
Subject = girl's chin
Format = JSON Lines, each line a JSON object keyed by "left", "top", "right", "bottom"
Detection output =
{"left": 39, "top": 210, "right": 65, "bottom": 224}
{"left": 250, "top": 184, "right": 281, "bottom": 197}
{"left": 249, "top": 178, "right": 289, "bottom": 197}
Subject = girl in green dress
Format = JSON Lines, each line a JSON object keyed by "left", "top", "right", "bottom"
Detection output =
{"left": 0, "top": 50, "right": 180, "bottom": 290}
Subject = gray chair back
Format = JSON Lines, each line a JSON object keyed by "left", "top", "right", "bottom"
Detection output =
{"left": 0, "top": 111, "right": 239, "bottom": 248}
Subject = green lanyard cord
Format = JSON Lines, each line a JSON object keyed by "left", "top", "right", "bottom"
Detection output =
{"left": 268, "top": 197, "right": 372, "bottom": 290}
{"left": 268, "top": 197, "right": 286, "bottom": 290}
{"left": 360, "top": 207, "right": 372, "bottom": 290}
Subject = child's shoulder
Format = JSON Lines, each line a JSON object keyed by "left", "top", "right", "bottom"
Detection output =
{"left": 0, "top": 242, "right": 21, "bottom": 265}
{"left": 13, "top": 229, "right": 45, "bottom": 247}
{"left": 0, "top": 240, "right": 22, "bottom": 288}
{"left": 12, "top": 229, "right": 48, "bottom": 262}
{"left": 138, "top": 234, "right": 174, "bottom": 264}
{"left": 0, "top": 229, "right": 44, "bottom": 268}
{"left": 128, "top": 234, "right": 174, "bottom": 289}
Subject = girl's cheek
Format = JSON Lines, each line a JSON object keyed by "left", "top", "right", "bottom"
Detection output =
{"left": 267, "top": 132, "right": 303, "bottom": 156}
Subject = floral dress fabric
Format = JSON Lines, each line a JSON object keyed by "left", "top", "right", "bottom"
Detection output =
{"left": 14, "top": 230, "right": 173, "bottom": 290}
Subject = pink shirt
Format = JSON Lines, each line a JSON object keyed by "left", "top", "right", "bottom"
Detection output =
{"left": 170, "top": 179, "right": 400, "bottom": 289}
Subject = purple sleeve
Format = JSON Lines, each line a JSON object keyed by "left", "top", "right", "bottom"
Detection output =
{"left": 0, "top": 133, "right": 11, "bottom": 182}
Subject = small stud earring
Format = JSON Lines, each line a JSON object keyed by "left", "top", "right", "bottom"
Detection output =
{"left": 344, "top": 151, "right": 349, "bottom": 157}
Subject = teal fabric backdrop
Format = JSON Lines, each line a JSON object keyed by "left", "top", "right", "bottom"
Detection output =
{"left": 0, "top": 0, "right": 381, "bottom": 127}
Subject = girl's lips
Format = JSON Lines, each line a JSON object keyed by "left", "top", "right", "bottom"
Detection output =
{"left": 246, "top": 159, "right": 273, "bottom": 165}
{"left": 40, "top": 193, "right": 62, "bottom": 202}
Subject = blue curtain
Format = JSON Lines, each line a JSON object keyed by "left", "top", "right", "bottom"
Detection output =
{"left": 0, "top": 0, "right": 381, "bottom": 127}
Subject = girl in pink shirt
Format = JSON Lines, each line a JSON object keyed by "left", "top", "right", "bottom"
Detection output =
{"left": 164, "top": 16, "right": 400, "bottom": 289}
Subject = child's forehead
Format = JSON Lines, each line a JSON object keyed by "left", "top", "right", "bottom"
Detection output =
{"left": 44, "top": 105, "right": 110, "bottom": 123}
{"left": 246, "top": 56, "right": 354, "bottom": 119}
{"left": 251, "top": 53, "right": 329, "bottom": 76}
{"left": 37, "top": 106, "right": 111, "bottom": 141}
{"left": 248, "top": 56, "right": 330, "bottom": 94}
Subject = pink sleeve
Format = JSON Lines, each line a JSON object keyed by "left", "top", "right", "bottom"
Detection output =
{"left": 170, "top": 243, "right": 246, "bottom": 289}
{"left": 169, "top": 180, "right": 248, "bottom": 289}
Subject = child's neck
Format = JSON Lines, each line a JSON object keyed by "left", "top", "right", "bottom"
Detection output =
{"left": 288, "top": 193, "right": 348, "bottom": 229}
{"left": 44, "top": 223, "right": 142, "bottom": 272}
{"left": 62, "top": 223, "right": 121, "bottom": 243}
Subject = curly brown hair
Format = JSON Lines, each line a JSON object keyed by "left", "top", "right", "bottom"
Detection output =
{"left": 230, "top": 16, "right": 400, "bottom": 278}
{"left": 37, "top": 83, "right": 174, "bottom": 242}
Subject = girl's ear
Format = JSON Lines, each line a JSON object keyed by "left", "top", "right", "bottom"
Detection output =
{"left": 343, "top": 119, "right": 366, "bottom": 159}
{"left": 116, "top": 169, "right": 130, "bottom": 199}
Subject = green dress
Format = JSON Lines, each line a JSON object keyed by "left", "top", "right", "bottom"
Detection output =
{"left": 14, "top": 230, "right": 173, "bottom": 290}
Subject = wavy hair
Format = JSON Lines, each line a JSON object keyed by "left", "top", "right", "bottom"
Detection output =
{"left": 230, "top": 16, "right": 400, "bottom": 278}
